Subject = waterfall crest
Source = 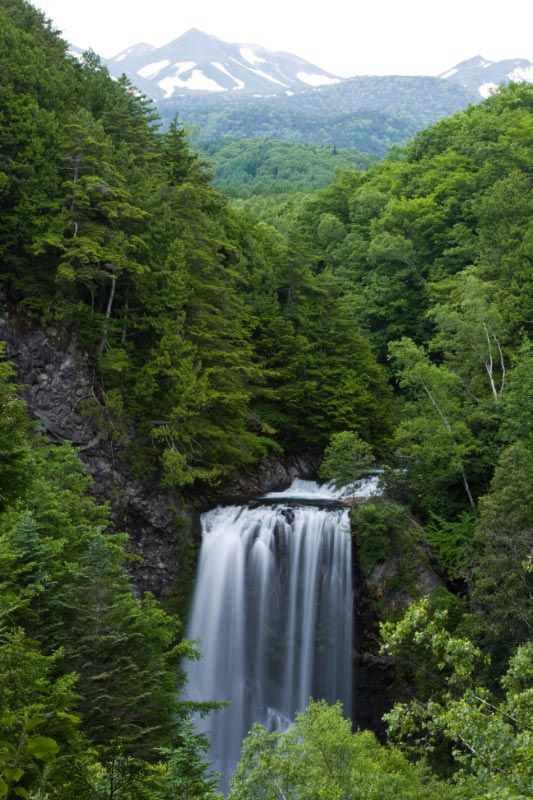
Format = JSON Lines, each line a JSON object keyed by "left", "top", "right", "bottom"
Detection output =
{"left": 184, "top": 480, "right": 356, "bottom": 785}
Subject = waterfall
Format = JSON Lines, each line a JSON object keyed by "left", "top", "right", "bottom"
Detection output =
{"left": 183, "top": 479, "right": 372, "bottom": 787}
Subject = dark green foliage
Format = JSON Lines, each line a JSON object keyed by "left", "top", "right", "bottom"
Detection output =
{"left": 466, "top": 438, "right": 533, "bottom": 672}
{"left": 0, "top": 350, "right": 216, "bottom": 798}
{"left": 351, "top": 502, "right": 409, "bottom": 573}
{"left": 424, "top": 512, "right": 476, "bottom": 580}
{"left": 0, "top": 0, "right": 394, "bottom": 485}
{"left": 0, "top": 347, "right": 32, "bottom": 511}
{"left": 2, "top": 4, "right": 533, "bottom": 797}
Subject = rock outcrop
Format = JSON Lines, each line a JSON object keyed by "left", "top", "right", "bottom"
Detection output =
{"left": 0, "top": 309, "right": 316, "bottom": 597}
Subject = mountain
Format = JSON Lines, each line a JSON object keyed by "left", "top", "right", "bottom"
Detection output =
{"left": 83, "top": 30, "right": 533, "bottom": 156}
{"left": 106, "top": 28, "right": 342, "bottom": 97}
{"left": 101, "top": 30, "right": 533, "bottom": 105}
{"left": 440, "top": 54, "right": 533, "bottom": 98}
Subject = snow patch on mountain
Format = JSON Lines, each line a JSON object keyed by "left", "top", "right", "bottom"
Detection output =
{"left": 159, "top": 70, "right": 226, "bottom": 95}
{"left": 239, "top": 47, "right": 266, "bottom": 65}
{"left": 246, "top": 66, "right": 289, "bottom": 87}
{"left": 138, "top": 59, "right": 171, "bottom": 79}
{"left": 112, "top": 43, "right": 155, "bottom": 63}
{"left": 440, "top": 55, "right": 533, "bottom": 98}
{"left": 172, "top": 61, "right": 196, "bottom": 73}
{"left": 439, "top": 67, "right": 458, "bottom": 79}
{"left": 509, "top": 65, "right": 533, "bottom": 82}
{"left": 297, "top": 72, "right": 341, "bottom": 86}
{"left": 212, "top": 62, "right": 245, "bottom": 89}
{"left": 99, "top": 28, "right": 343, "bottom": 97}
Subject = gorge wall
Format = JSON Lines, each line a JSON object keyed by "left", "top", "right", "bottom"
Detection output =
{"left": 0, "top": 306, "right": 442, "bottom": 733}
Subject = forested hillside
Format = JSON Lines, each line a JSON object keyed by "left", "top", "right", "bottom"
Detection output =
{"left": 1, "top": 1, "right": 532, "bottom": 798}
{"left": 196, "top": 138, "right": 375, "bottom": 198}
{"left": 158, "top": 76, "right": 476, "bottom": 157}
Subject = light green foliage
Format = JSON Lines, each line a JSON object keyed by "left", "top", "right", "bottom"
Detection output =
{"left": 389, "top": 337, "right": 477, "bottom": 514}
{"left": 319, "top": 431, "right": 375, "bottom": 492}
{"left": 0, "top": 627, "right": 81, "bottom": 800}
{"left": 381, "top": 600, "right": 533, "bottom": 799}
{"left": 499, "top": 339, "right": 533, "bottom": 442}
{"left": 429, "top": 269, "right": 506, "bottom": 401}
{"left": 230, "top": 700, "right": 454, "bottom": 800}
{"left": 198, "top": 138, "right": 373, "bottom": 198}
{"left": 424, "top": 512, "right": 476, "bottom": 580}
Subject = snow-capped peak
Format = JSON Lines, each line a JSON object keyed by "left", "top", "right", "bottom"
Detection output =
{"left": 101, "top": 28, "right": 343, "bottom": 98}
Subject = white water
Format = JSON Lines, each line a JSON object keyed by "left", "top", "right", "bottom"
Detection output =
{"left": 184, "top": 482, "right": 354, "bottom": 786}
{"left": 263, "top": 475, "right": 381, "bottom": 501}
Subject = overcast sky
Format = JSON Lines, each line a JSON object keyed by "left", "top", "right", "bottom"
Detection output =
{"left": 35, "top": 0, "right": 533, "bottom": 77}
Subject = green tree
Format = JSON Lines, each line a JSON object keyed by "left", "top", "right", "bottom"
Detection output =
{"left": 229, "top": 700, "right": 454, "bottom": 800}
{"left": 319, "top": 430, "right": 375, "bottom": 493}
{"left": 389, "top": 337, "right": 477, "bottom": 515}
{"left": 467, "top": 438, "right": 533, "bottom": 672}
{"left": 0, "top": 348, "right": 32, "bottom": 512}
{"left": 0, "top": 354, "right": 216, "bottom": 798}
{"left": 428, "top": 268, "right": 506, "bottom": 403}
{"left": 499, "top": 339, "right": 533, "bottom": 443}
{"left": 381, "top": 600, "right": 533, "bottom": 798}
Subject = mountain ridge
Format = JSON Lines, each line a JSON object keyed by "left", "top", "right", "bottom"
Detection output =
{"left": 104, "top": 27, "right": 342, "bottom": 97}
{"left": 94, "top": 29, "right": 533, "bottom": 101}
{"left": 69, "top": 31, "right": 533, "bottom": 155}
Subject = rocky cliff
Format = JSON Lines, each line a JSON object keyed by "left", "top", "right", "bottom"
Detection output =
{"left": 0, "top": 308, "right": 316, "bottom": 599}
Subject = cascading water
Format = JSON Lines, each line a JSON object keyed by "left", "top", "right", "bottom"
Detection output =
{"left": 184, "top": 478, "right": 378, "bottom": 787}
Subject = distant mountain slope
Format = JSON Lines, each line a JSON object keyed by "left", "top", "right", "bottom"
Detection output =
{"left": 158, "top": 76, "right": 477, "bottom": 156}
{"left": 440, "top": 54, "right": 533, "bottom": 97}
{"left": 106, "top": 28, "right": 341, "bottom": 97}
{"left": 78, "top": 30, "right": 533, "bottom": 156}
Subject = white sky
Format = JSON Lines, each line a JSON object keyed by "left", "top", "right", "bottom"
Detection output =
{"left": 35, "top": 0, "right": 533, "bottom": 77}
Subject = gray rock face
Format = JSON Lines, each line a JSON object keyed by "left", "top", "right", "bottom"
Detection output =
{"left": 0, "top": 310, "right": 309, "bottom": 598}
{"left": 0, "top": 319, "right": 96, "bottom": 446}
{"left": 0, "top": 311, "right": 188, "bottom": 596}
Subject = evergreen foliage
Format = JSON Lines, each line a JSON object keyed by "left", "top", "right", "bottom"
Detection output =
{"left": 159, "top": 75, "right": 475, "bottom": 157}
{"left": 318, "top": 430, "right": 375, "bottom": 490}
{"left": 0, "top": 0, "right": 390, "bottom": 484}
{"left": 0, "top": 352, "right": 215, "bottom": 797}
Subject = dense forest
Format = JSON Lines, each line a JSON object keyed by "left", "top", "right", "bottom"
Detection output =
{"left": 196, "top": 139, "right": 375, "bottom": 198}
{"left": 159, "top": 76, "right": 475, "bottom": 157}
{"left": 0, "top": 1, "right": 532, "bottom": 798}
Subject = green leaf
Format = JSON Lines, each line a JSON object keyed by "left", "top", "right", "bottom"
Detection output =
{"left": 25, "top": 736, "right": 59, "bottom": 761}
{"left": 56, "top": 711, "right": 81, "bottom": 725}
{"left": 1, "top": 765, "right": 24, "bottom": 783}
